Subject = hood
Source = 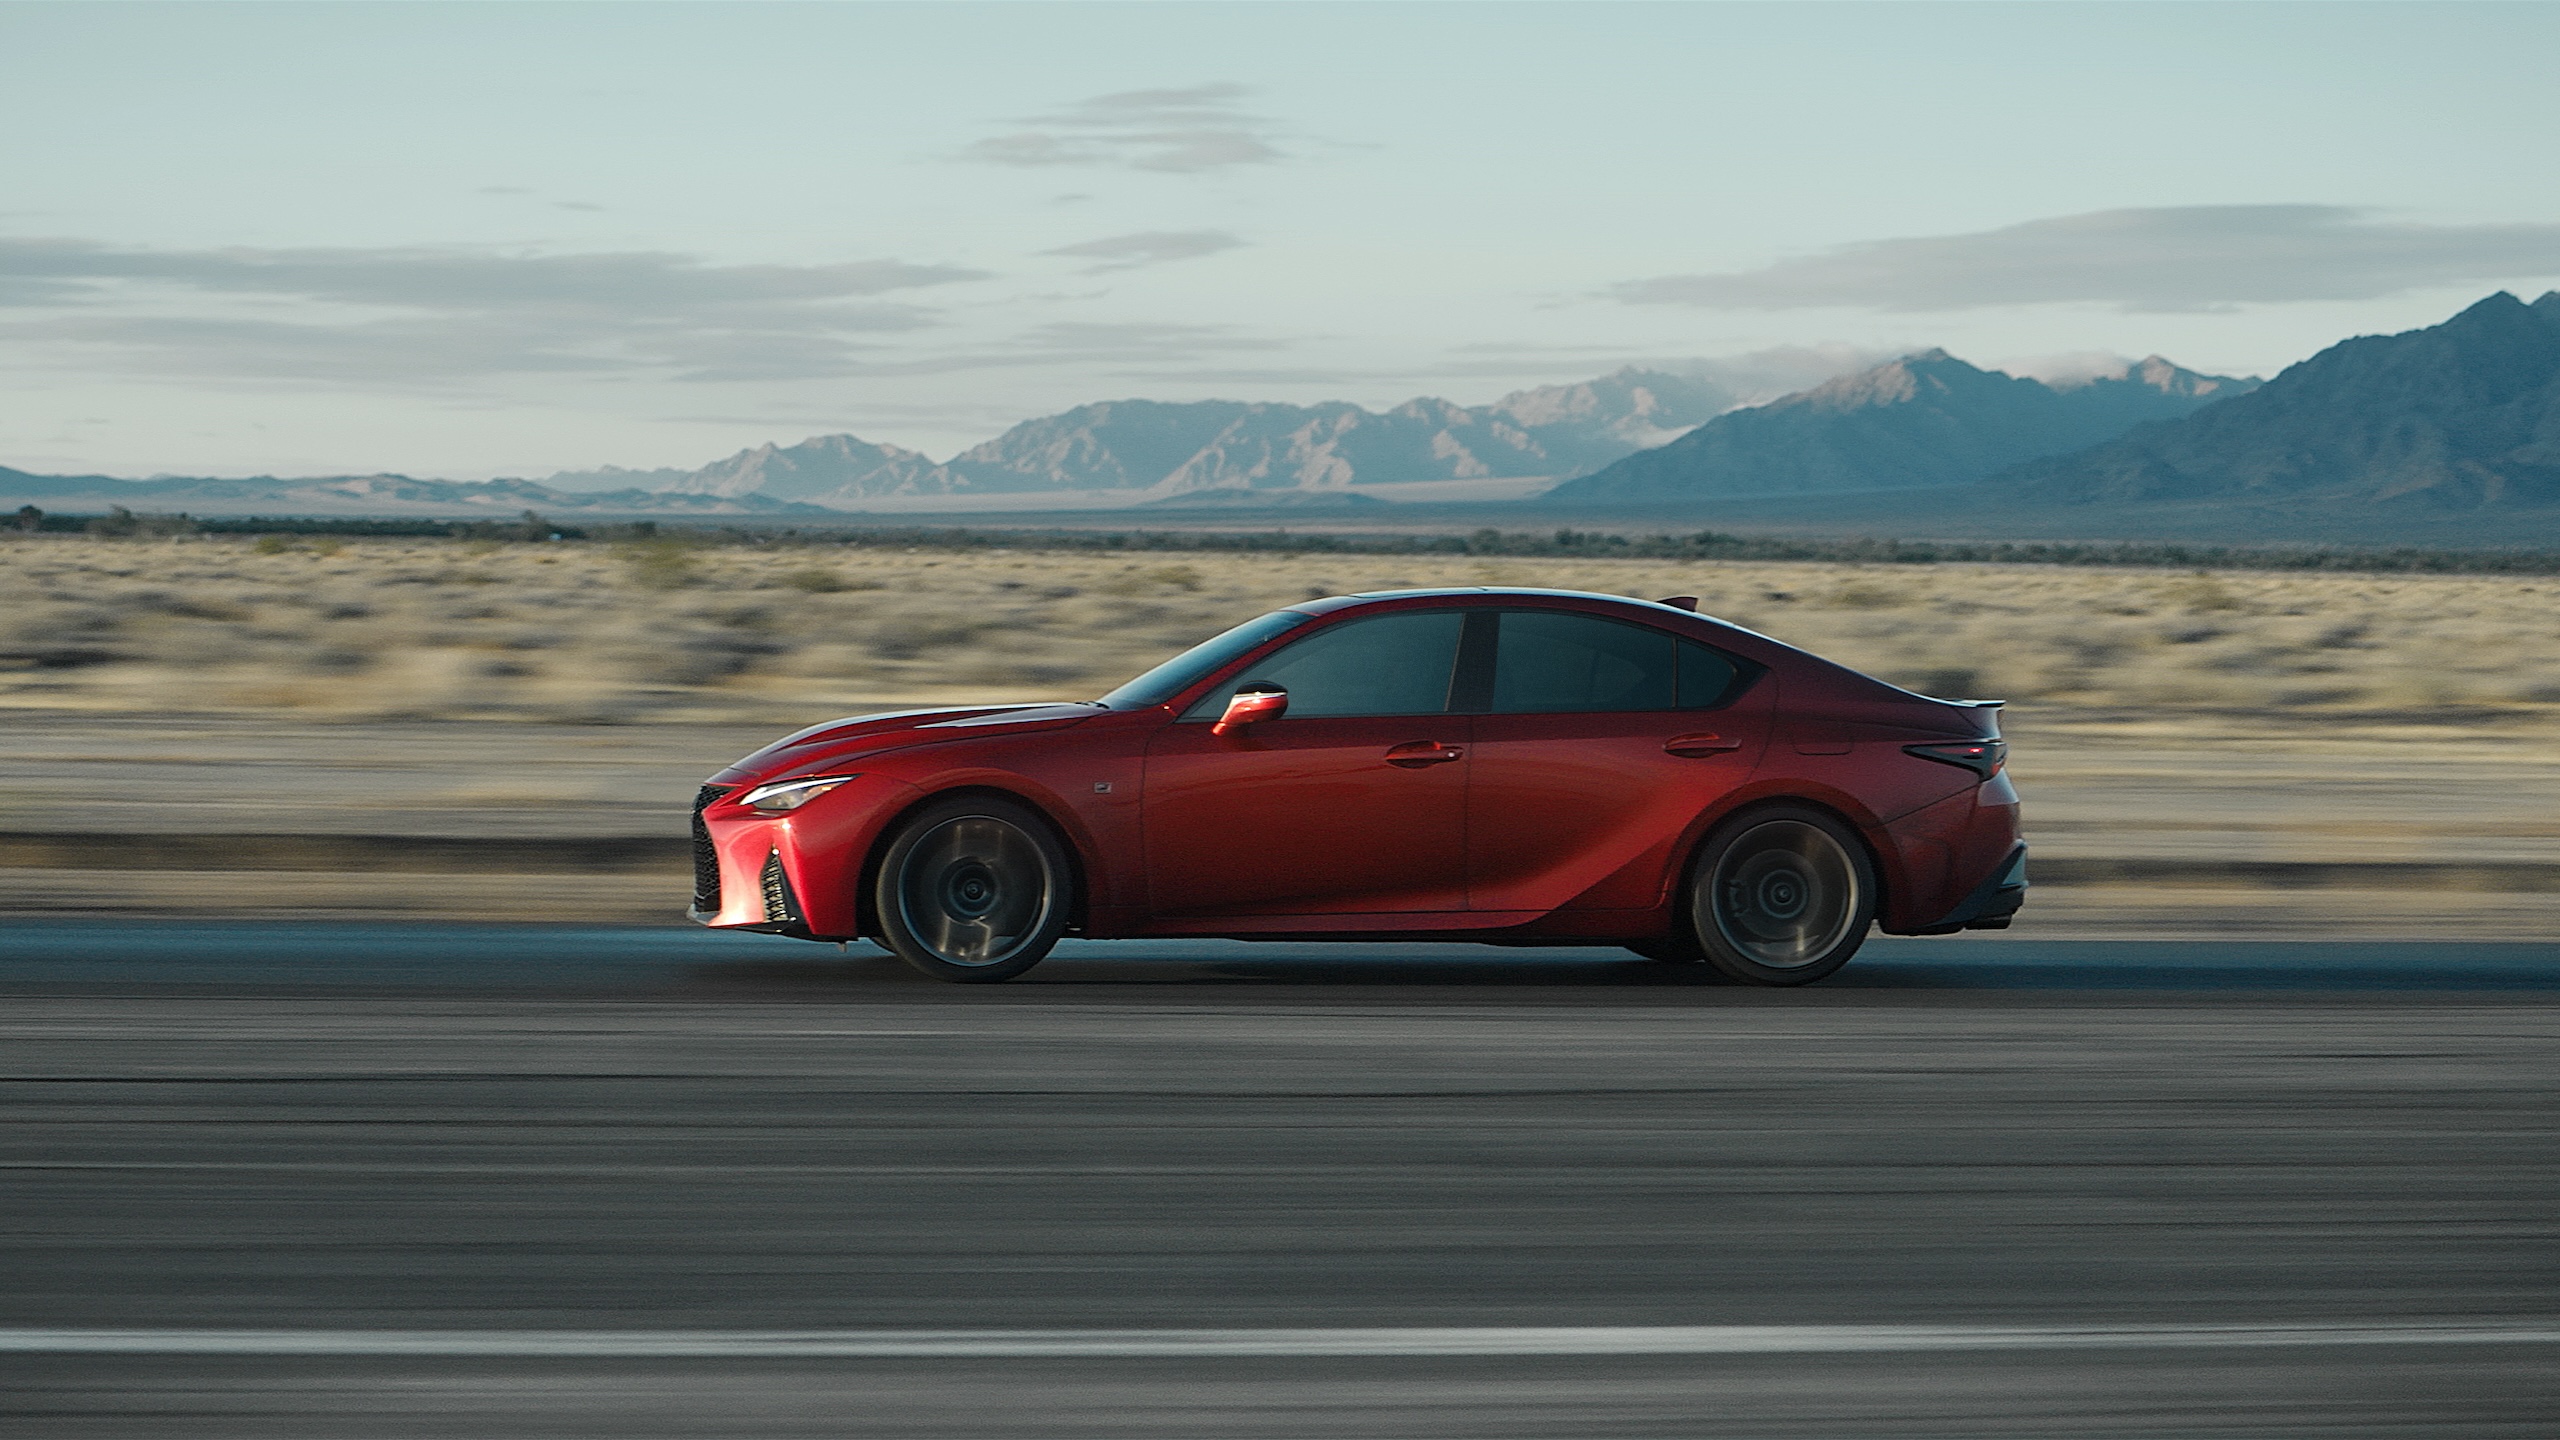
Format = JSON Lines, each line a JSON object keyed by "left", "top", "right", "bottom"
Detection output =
{"left": 709, "top": 703, "right": 1102, "bottom": 785}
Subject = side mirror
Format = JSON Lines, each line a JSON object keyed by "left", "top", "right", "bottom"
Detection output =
{"left": 1211, "top": 686, "right": 1288, "bottom": 737}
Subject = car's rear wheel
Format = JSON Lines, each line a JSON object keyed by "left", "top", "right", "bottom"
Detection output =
{"left": 1685, "top": 806, "right": 1875, "bottom": 986}
{"left": 872, "top": 796, "right": 1072, "bottom": 983}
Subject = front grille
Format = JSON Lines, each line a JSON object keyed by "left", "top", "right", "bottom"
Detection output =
{"left": 691, "top": 784, "right": 730, "bottom": 914}
{"left": 759, "top": 848, "right": 800, "bottom": 925}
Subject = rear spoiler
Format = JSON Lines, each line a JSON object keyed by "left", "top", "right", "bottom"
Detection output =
{"left": 1934, "top": 696, "right": 2004, "bottom": 739}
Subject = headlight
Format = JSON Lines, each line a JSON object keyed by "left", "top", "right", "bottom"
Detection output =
{"left": 737, "top": 775, "right": 858, "bottom": 811}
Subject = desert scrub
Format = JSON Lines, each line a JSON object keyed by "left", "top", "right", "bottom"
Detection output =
{"left": 615, "top": 537, "right": 699, "bottom": 590}
{"left": 775, "top": 566, "right": 881, "bottom": 594}
{"left": 2152, "top": 573, "right": 2254, "bottom": 613}
{"left": 1095, "top": 563, "right": 1208, "bottom": 596}
{"left": 2, "top": 533, "right": 2557, "bottom": 724}
{"left": 1823, "top": 580, "right": 1907, "bottom": 609}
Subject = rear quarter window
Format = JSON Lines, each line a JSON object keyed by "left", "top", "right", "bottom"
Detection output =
{"left": 1484, "top": 610, "right": 1748, "bottom": 714}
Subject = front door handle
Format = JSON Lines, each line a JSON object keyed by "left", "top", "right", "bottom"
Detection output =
{"left": 1665, "top": 732, "right": 1743, "bottom": 758}
{"left": 1384, "top": 740, "right": 1465, "bottom": 768}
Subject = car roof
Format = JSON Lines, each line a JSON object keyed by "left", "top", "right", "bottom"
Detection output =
{"left": 1292, "top": 586, "right": 1699, "bottom": 618}
{"left": 1289, "top": 585, "right": 1794, "bottom": 670}
{"left": 1273, "top": 587, "right": 1996, "bottom": 723}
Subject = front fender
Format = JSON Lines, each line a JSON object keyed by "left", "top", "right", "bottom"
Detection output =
{"left": 700, "top": 773, "right": 923, "bottom": 936}
{"left": 831, "top": 729, "right": 1150, "bottom": 923}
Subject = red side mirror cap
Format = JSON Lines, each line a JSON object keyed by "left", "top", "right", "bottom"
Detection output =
{"left": 1211, "top": 688, "right": 1288, "bottom": 736}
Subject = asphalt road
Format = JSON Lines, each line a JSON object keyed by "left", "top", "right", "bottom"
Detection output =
{"left": 5, "top": 922, "right": 2558, "bottom": 1436}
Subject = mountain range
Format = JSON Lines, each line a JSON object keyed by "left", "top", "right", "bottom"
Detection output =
{"left": 0, "top": 353, "right": 1869, "bottom": 516}
{"left": 610, "top": 358, "right": 1854, "bottom": 507}
{"left": 0, "top": 469, "right": 837, "bottom": 518}
{"left": 8, "top": 296, "right": 2559, "bottom": 539}
{"left": 2001, "top": 291, "right": 2560, "bottom": 509}
{"left": 1545, "top": 352, "right": 2255, "bottom": 504}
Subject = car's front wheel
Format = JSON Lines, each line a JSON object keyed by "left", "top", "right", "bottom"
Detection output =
{"left": 1684, "top": 806, "right": 1876, "bottom": 986}
{"left": 872, "top": 796, "right": 1073, "bottom": 983}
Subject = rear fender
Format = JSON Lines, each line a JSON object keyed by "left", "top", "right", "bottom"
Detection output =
{"left": 1875, "top": 777, "right": 2024, "bottom": 934}
{"left": 1699, "top": 778, "right": 1904, "bottom": 922}
{"left": 1602, "top": 776, "right": 1898, "bottom": 929}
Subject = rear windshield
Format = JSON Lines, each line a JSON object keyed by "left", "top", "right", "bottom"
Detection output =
{"left": 1098, "top": 610, "right": 1311, "bottom": 709}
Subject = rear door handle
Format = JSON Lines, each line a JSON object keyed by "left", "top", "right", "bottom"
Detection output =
{"left": 1665, "top": 732, "right": 1743, "bottom": 758}
{"left": 1384, "top": 741, "right": 1465, "bottom": 768}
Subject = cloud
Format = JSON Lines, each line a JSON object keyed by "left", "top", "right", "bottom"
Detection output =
{"left": 1996, "top": 350, "right": 2151, "bottom": 387}
{"left": 1041, "top": 230, "right": 1246, "bottom": 272}
{"left": 0, "top": 236, "right": 987, "bottom": 385}
{"left": 1614, "top": 206, "right": 2560, "bottom": 313}
{"left": 961, "top": 82, "right": 1285, "bottom": 173}
{"left": 892, "top": 321, "right": 1289, "bottom": 375}
{"left": 734, "top": 321, "right": 1296, "bottom": 383}
{"left": 0, "top": 238, "right": 979, "bottom": 312}
{"left": 1005, "top": 320, "right": 1288, "bottom": 361}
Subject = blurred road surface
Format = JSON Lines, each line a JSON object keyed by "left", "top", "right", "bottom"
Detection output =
{"left": 4, "top": 922, "right": 2557, "bottom": 1436}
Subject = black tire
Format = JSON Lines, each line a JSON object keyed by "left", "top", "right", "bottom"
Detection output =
{"left": 871, "top": 795, "right": 1073, "bottom": 983}
{"left": 1624, "top": 934, "right": 1742, "bottom": 983}
{"left": 1682, "top": 805, "right": 1876, "bottom": 986}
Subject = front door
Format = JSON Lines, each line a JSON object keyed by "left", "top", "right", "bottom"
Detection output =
{"left": 1143, "top": 610, "right": 1470, "bottom": 919}
{"left": 1466, "top": 610, "right": 1774, "bottom": 914}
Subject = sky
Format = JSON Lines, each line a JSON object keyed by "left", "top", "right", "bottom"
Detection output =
{"left": 6, "top": 0, "right": 2560, "bottom": 480}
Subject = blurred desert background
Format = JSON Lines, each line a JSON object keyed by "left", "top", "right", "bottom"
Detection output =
{"left": 6, "top": 529, "right": 2557, "bottom": 937}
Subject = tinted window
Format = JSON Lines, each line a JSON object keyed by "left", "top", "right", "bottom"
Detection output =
{"left": 1677, "top": 641, "right": 1742, "bottom": 708}
{"left": 1491, "top": 611, "right": 1676, "bottom": 714}
{"left": 1184, "top": 611, "right": 1464, "bottom": 720}
{"left": 1102, "top": 610, "right": 1309, "bottom": 708}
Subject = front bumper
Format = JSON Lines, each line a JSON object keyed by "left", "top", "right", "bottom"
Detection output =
{"left": 685, "top": 847, "right": 811, "bottom": 935}
{"left": 687, "top": 773, "right": 918, "bottom": 938}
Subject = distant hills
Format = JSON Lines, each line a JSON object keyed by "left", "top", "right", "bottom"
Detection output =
{"left": 664, "top": 434, "right": 944, "bottom": 504}
{"left": 1544, "top": 352, "right": 2255, "bottom": 505}
{"left": 2000, "top": 291, "right": 2560, "bottom": 508}
{"left": 0, "top": 352, "right": 1870, "bottom": 517}
{"left": 1536, "top": 291, "right": 2560, "bottom": 547}
{"left": 0, "top": 470, "right": 837, "bottom": 518}
{"left": 9, "top": 297, "right": 2560, "bottom": 544}
{"left": 592, "top": 360, "right": 1840, "bottom": 507}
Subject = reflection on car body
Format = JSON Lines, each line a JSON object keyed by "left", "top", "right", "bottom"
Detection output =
{"left": 691, "top": 588, "right": 2025, "bottom": 984}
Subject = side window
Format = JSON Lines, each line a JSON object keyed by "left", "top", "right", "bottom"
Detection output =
{"left": 1183, "top": 611, "right": 1465, "bottom": 720}
{"left": 1490, "top": 612, "right": 1676, "bottom": 714}
{"left": 1677, "top": 640, "right": 1742, "bottom": 709}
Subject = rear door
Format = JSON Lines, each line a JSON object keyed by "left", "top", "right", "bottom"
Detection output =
{"left": 1464, "top": 610, "right": 1773, "bottom": 914}
{"left": 1142, "top": 609, "right": 1472, "bottom": 919}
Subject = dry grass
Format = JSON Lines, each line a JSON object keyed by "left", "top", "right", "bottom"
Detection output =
{"left": 5, "top": 532, "right": 2559, "bottom": 724}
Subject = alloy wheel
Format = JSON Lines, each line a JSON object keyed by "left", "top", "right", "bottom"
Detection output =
{"left": 894, "top": 814, "right": 1059, "bottom": 967}
{"left": 1700, "top": 815, "right": 1868, "bottom": 977}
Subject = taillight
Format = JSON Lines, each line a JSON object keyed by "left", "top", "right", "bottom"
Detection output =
{"left": 1905, "top": 739, "right": 2006, "bottom": 778}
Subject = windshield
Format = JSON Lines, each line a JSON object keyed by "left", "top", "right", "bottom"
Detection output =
{"left": 1099, "top": 610, "right": 1311, "bottom": 709}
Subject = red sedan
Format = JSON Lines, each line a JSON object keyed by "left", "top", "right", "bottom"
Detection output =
{"left": 691, "top": 587, "right": 2024, "bottom": 984}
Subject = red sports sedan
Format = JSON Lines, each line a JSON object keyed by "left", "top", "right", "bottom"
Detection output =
{"left": 691, "top": 587, "right": 2024, "bottom": 984}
